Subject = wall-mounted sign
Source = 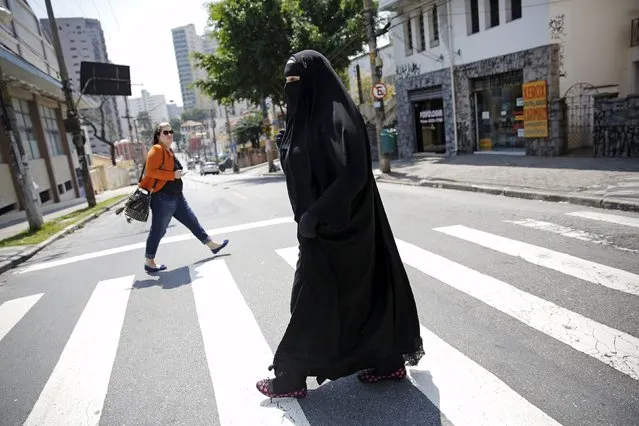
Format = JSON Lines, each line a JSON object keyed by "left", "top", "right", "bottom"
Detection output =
{"left": 420, "top": 108, "right": 443, "bottom": 124}
{"left": 523, "top": 80, "right": 548, "bottom": 138}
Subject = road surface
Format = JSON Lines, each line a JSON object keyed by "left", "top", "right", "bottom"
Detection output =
{"left": 1, "top": 171, "right": 638, "bottom": 425}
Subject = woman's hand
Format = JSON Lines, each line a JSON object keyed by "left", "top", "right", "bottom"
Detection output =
{"left": 174, "top": 170, "right": 184, "bottom": 179}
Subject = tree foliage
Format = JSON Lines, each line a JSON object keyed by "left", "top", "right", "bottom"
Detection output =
{"left": 233, "top": 111, "right": 268, "bottom": 149}
{"left": 181, "top": 109, "right": 209, "bottom": 123}
{"left": 194, "top": 0, "right": 371, "bottom": 107}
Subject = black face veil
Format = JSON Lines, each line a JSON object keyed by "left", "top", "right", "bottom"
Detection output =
{"left": 279, "top": 50, "right": 359, "bottom": 152}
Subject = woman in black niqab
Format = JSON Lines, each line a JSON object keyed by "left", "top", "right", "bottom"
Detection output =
{"left": 256, "top": 50, "right": 424, "bottom": 399}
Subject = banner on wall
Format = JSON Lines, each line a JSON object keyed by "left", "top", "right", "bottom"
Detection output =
{"left": 523, "top": 80, "right": 548, "bottom": 138}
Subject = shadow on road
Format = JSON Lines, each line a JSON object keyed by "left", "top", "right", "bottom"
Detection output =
{"left": 260, "top": 370, "right": 443, "bottom": 425}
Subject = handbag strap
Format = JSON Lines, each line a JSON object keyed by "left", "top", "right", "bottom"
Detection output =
{"left": 139, "top": 146, "right": 166, "bottom": 193}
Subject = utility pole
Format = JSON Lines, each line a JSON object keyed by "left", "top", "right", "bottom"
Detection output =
{"left": 224, "top": 105, "right": 239, "bottom": 172}
{"left": 363, "top": 0, "right": 390, "bottom": 173}
{"left": 44, "top": 0, "right": 96, "bottom": 207}
{"left": 260, "top": 99, "right": 275, "bottom": 172}
{"left": 0, "top": 64, "right": 44, "bottom": 230}
{"left": 210, "top": 106, "right": 218, "bottom": 164}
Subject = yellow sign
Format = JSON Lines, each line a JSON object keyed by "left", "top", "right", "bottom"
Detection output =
{"left": 522, "top": 80, "right": 548, "bottom": 138}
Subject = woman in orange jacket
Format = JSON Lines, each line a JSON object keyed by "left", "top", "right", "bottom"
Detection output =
{"left": 140, "top": 122, "right": 228, "bottom": 272}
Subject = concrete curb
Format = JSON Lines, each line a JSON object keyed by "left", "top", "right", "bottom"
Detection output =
{"left": 0, "top": 195, "right": 130, "bottom": 275}
{"left": 376, "top": 176, "right": 639, "bottom": 213}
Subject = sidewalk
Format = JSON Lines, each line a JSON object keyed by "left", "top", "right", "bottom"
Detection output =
{"left": 374, "top": 154, "right": 639, "bottom": 212}
{"left": 0, "top": 186, "right": 135, "bottom": 274}
{"left": 0, "top": 185, "right": 136, "bottom": 241}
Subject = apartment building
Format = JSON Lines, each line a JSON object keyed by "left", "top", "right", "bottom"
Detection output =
{"left": 171, "top": 24, "right": 214, "bottom": 111}
{"left": 382, "top": 0, "right": 639, "bottom": 158}
{"left": 127, "top": 89, "right": 170, "bottom": 127}
{"left": 40, "top": 17, "right": 122, "bottom": 157}
{"left": 0, "top": 0, "right": 95, "bottom": 215}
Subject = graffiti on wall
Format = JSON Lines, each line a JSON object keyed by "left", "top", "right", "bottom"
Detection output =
{"left": 549, "top": 14, "right": 567, "bottom": 77}
{"left": 396, "top": 63, "right": 421, "bottom": 79}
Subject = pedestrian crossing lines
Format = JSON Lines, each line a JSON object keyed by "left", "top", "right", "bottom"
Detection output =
{"left": 1, "top": 209, "right": 638, "bottom": 425}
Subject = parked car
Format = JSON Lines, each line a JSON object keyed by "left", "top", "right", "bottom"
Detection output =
{"left": 218, "top": 157, "right": 233, "bottom": 172}
{"left": 200, "top": 161, "right": 219, "bottom": 175}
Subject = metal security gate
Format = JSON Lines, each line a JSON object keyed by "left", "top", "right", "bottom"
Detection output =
{"left": 562, "top": 82, "right": 599, "bottom": 152}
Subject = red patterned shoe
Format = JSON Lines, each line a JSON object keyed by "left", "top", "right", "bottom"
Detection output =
{"left": 256, "top": 378, "right": 308, "bottom": 399}
{"left": 357, "top": 366, "right": 407, "bottom": 383}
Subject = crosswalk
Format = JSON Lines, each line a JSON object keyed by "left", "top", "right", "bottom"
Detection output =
{"left": 0, "top": 209, "right": 638, "bottom": 425}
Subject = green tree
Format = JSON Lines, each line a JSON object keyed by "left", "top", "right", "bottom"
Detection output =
{"left": 169, "top": 118, "right": 184, "bottom": 149}
{"left": 181, "top": 109, "right": 209, "bottom": 122}
{"left": 233, "top": 111, "right": 267, "bottom": 149}
{"left": 194, "top": 0, "right": 371, "bottom": 107}
{"left": 136, "top": 111, "right": 154, "bottom": 143}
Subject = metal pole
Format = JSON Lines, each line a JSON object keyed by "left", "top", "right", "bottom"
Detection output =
{"left": 210, "top": 107, "right": 218, "bottom": 164}
{"left": 225, "top": 105, "right": 239, "bottom": 172}
{"left": 44, "top": 0, "right": 96, "bottom": 206}
{"left": 0, "top": 64, "right": 44, "bottom": 230}
{"left": 363, "top": 0, "right": 390, "bottom": 173}
{"left": 261, "top": 98, "right": 275, "bottom": 172}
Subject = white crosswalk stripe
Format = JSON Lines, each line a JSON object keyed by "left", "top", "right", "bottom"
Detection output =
{"left": 434, "top": 225, "right": 639, "bottom": 297}
{"left": 0, "top": 293, "right": 43, "bottom": 343}
{"left": 25, "top": 275, "right": 134, "bottom": 425}
{"left": 566, "top": 211, "right": 639, "bottom": 228}
{"left": 504, "top": 218, "right": 639, "bottom": 253}
{"left": 192, "top": 259, "right": 309, "bottom": 425}
{"left": 1, "top": 215, "right": 638, "bottom": 425}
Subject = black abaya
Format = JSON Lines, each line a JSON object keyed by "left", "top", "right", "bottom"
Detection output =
{"left": 273, "top": 50, "right": 424, "bottom": 385}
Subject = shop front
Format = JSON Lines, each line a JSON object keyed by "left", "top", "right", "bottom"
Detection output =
{"left": 472, "top": 71, "right": 526, "bottom": 154}
{"left": 410, "top": 87, "right": 446, "bottom": 154}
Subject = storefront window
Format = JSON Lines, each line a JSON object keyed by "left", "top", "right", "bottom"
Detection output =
{"left": 413, "top": 98, "right": 446, "bottom": 154}
{"left": 474, "top": 84, "right": 525, "bottom": 153}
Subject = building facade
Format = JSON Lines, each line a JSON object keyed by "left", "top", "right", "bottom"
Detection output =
{"left": 0, "top": 0, "right": 95, "bottom": 215}
{"left": 382, "top": 0, "right": 639, "bottom": 158}
{"left": 127, "top": 89, "right": 170, "bottom": 127}
{"left": 171, "top": 24, "right": 214, "bottom": 111}
{"left": 39, "top": 17, "right": 122, "bottom": 157}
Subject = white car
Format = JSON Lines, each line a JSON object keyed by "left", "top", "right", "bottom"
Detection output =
{"left": 200, "top": 161, "right": 219, "bottom": 175}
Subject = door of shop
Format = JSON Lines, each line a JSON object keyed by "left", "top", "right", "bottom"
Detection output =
{"left": 413, "top": 98, "right": 446, "bottom": 153}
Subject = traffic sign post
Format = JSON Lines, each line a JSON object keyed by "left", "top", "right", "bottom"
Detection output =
{"left": 371, "top": 82, "right": 387, "bottom": 100}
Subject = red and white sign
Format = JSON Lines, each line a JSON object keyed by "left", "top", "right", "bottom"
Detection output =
{"left": 371, "top": 83, "right": 387, "bottom": 100}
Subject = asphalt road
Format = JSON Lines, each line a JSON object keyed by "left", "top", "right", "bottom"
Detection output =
{"left": 0, "top": 170, "right": 638, "bottom": 426}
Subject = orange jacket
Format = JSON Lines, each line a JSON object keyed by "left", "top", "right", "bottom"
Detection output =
{"left": 139, "top": 144, "right": 176, "bottom": 192}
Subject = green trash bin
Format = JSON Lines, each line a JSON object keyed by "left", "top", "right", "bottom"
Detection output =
{"left": 380, "top": 128, "right": 397, "bottom": 154}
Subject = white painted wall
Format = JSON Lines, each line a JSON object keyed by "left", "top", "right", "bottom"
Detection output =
{"left": 549, "top": 0, "right": 639, "bottom": 97}
{"left": 389, "top": 0, "right": 638, "bottom": 96}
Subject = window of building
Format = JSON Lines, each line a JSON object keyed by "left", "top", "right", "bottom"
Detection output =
{"left": 507, "top": 0, "right": 523, "bottom": 21}
{"left": 404, "top": 19, "right": 413, "bottom": 55}
{"left": 418, "top": 14, "right": 426, "bottom": 51}
{"left": 429, "top": 5, "right": 439, "bottom": 47}
{"left": 467, "top": 0, "right": 480, "bottom": 34}
{"left": 40, "top": 106, "right": 64, "bottom": 157}
{"left": 485, "top": 0, "right": 499, "bottom": 29}
{"left": 12, "top": 99, "right": 40, "bottom": 160}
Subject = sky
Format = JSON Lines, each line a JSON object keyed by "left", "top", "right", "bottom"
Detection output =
{"left": 31, "top": 0, "right": 212, "bottom": 107}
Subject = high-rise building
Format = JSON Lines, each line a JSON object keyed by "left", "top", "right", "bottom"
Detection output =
{"left": 40, "top": 17, "right": 122, "bottom": 156}
{"left": 171, "top": 24, "right": 214, "bottom": 111}
{"left": 128, "top": 90, "right": 170, "bottom": 127}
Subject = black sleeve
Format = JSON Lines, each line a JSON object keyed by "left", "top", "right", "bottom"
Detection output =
{"left": 307, "top": 115, "right": 368, "bottom": 229}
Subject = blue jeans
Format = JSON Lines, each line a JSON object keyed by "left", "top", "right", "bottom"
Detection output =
{"left": 145, "top": 193, "right": 211, "bottom": 259}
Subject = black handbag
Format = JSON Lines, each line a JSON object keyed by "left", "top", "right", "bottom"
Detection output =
{"left": 116, "top": 149, "right": 165, "bottom": 223}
